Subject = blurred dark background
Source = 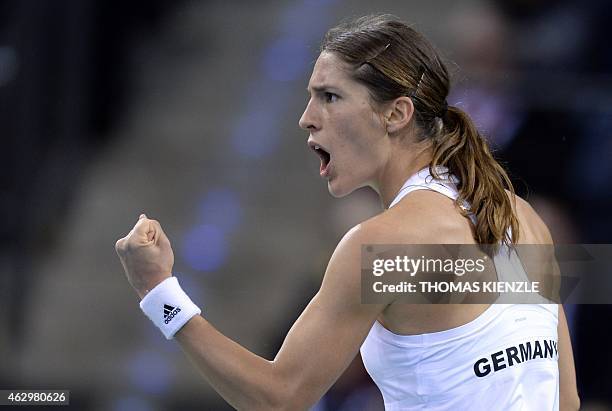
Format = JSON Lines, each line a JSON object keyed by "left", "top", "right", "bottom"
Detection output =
{"left": 0, "top": 0, "right": 610, "bottom": 410}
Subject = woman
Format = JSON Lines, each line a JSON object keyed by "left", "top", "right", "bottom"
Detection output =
{"left": 116, "top": 14, "right": 579, "bottom": 410}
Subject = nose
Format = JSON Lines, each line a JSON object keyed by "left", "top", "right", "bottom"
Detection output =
{"left": 298, "top": 99, "right": 319, "bottom": 131}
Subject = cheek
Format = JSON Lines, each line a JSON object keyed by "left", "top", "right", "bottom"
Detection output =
{"left": 334, "top": 110, "right": 384, "bottom": 160}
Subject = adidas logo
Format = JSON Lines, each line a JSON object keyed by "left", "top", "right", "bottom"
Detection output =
{"left": 163, "top": 304, "right": 181, "bottom": 324}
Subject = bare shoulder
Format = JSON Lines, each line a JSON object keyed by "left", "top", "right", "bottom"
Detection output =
{"left": 320, "top": 221, "right": 397, "bottom": 306}
{"left": 356, "top": 190, "right": 476, "bottom": 245}
{"left": 505, "top": 190, "right": 553, "bottom": 244}
{"left": 329, "top": 197, "right": 439, "bottom": 263}
{"left": 320, "top": 213, "right": 426, "bottom": 306}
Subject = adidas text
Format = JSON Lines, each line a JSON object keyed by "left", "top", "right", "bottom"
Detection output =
{"left": 164, "top": 307, "right": 181, "bottom": 324}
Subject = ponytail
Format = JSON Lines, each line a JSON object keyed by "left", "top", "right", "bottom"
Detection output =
{"left": 430, "top": 106, "right": 519, "bottom": 247}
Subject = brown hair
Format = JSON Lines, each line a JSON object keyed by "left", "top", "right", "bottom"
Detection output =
{"left": 321, "top": 14, "right": 519, "bottom": 246}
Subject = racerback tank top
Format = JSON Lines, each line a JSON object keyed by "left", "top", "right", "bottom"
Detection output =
{"left": 360, "top": 167, "right": 559, "bottom": 410}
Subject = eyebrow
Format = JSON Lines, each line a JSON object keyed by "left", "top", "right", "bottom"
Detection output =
{"left": 307, "top": 85, "right": 340, "bottom": 94}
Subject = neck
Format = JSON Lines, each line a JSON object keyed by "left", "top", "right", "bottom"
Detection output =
{"left": 373, "top": 143, "right": 433, "bottom": 209}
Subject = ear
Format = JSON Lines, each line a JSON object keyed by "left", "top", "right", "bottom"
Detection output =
{"left": 383, "top": 96, "right": 414, "bottom": 134}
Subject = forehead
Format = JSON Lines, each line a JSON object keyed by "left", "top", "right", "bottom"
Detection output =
{"left": 307, "top": 52, "right": 355, "bottom": 91}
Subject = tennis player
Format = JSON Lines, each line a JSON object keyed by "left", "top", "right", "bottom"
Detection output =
{"left": 115, "top": 14, "right": 579, "bottom": 411}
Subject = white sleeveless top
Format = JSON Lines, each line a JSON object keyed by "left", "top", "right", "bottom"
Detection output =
{"left": 360, "top": 167, "right": 559, "bottom": 411}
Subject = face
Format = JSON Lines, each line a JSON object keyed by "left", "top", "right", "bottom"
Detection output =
{"left": 299, "top": 52, "right": 390, "bottom": 197}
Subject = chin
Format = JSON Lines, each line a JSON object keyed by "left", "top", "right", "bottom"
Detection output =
{"left": 327, "top": 178, "right": 358, "bottom": 198}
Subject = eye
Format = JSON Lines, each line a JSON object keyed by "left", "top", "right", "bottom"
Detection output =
{"left": 324, "top": 92, "right": 339, "bottom": 103}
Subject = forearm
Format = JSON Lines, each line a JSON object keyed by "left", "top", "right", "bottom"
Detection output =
{"left": 175, "top": 315, "right": 287, "bottom": 411}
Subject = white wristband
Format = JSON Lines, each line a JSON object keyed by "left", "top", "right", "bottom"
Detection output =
{"left": 139, "top": 276, "right": 201, "bottom": 340}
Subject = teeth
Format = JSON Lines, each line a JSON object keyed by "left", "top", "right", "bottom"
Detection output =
{"left": 314, "top": 145, "right": 320, "bottom": 150}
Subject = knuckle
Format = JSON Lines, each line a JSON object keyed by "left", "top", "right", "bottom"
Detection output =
{"left": 125, "top": 237, "right": 136, "bottom": 247}
{"left": 115, "top": 238, "right": 127, "bottom": 254}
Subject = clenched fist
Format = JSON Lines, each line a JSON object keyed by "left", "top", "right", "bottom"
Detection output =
{"left": 115, "top": 214, "right": 174, "bottom": 299}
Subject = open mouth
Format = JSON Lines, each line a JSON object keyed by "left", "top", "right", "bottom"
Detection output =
{"left": 309, "top": 142, "right": 331, "bottom": 176}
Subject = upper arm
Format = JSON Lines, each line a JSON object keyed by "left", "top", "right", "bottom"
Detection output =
{"left": 558, "top": 305, "right": 580, "bottom": 411}
{"left": 270, "top": 225, "right": 393, "bottom": 410}
{"left": 515, "top": 194, "right": 579, "bottom": 408}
